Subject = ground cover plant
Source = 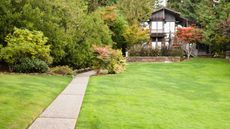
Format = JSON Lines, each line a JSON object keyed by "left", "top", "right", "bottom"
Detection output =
{"left": 0, "top": 74, "right": 72, "bottom": 129}
{"left": 76, "top": 58, "right": 230, "bottom": 129}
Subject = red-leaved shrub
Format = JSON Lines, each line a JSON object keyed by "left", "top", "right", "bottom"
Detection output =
{"left": 93, "top": 45, "right": 126, "bottom": 74}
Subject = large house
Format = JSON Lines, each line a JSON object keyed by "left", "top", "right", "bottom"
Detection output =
{"left": 140, "top": 7, "right": 210, "bottom": 56}
{"left": 149, "top": 7, "right": 188, "bottom": 49}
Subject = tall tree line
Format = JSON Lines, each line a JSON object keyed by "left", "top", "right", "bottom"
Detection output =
{"left": 0, "top": 0, "right": 155, "bottom": 69}
{"left": 168, "top": 0, "right": 230, "bottom": 54}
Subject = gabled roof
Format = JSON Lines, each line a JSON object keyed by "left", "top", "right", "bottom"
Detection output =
{"left": 150, "top": 7, "right": 188, "bottom": 26}
{"left": 152, "top": 7, "right": 181, "bottom": 15}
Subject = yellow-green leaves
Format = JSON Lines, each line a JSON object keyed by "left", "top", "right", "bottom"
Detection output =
{"left": 123, "top": 24, "right": 149, "bottom": 48}
{"left": 118, "top": 0, "right": 155, "bottom": 24}
{"left": 1, "top": 28, "right": 52, "bottom": 65}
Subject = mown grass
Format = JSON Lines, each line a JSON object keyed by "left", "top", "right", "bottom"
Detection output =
{"left": 0, "top": 74, "right": 72, "bottom": 129}
{"left": 76, "top": 58, "right": 230, "bottom": 129}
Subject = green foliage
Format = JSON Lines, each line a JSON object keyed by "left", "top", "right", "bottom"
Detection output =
{"left": 111, "top": 15, "right": 129, "bottom": 53}
{"left": 62, "top": 43, "right": 94, "bottom": 69}
{"left": 81, "top": 12, "right": 113, "bottom": 46}
{"left": 96, "top": 5, "right": 151, "bottom": 55}
{"left": 168, "top": 0, "right": 230, "bottom": 54}
{"left": 86, "top": 0, "right": 118, "bottom": 12}
{"left": 0, "top": 28, "right": 52, "bottom": 65}
{"left": 0, "top": 0, "right": 114, "bottom": 68}
{"left": 196, "top": 0, "right": 229, "bottom": 53}
{"left": 0, "top": 0, "right": 153, "bottom": 69}
{"left": 0, "top": 0, "right": 67, "bottom": 62}
{"left": 168, "top": 0, "right": 202, "bottom": 21}
{"left": 61, "top": 11, "right": 113, "bottom": 69}
{"left": 12, "top": 58, "right": 49, "bottom": 73}
{"left": 0, "top": 0, "right": 22, "bottom": 45}
{"left": 49, "top": 66, "right": 74, "bottom": 75}
{"left": 216, "top": 19, "right": 230, "bottom": 51}
{"left": 128, "top": 45, "right": 184, "bottom": 57}
{"left": 168, "top": 49, "right": 185, "bottom": 57}
{"left": 123, "top": 24, "right": 149, "bottom": 48}
{"left": 93, "top": 45, "right": 126, "bottom": 74}
{"left": 129, "top": 45, "right": 160, "bottom": 56}
{"left": 96, "top": 6, "right": 128, "bottom": 53}
{"left": 107, "top": 49, "right": 126, "bottom": 74}
{"left": 118, "top": 0, "right": 156, "bottom": 24}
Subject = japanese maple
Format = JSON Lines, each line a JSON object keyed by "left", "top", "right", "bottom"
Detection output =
{"left": 176, "top": 26, "right": 203, "bottom": 59}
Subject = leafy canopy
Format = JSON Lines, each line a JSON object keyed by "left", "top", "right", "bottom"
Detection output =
{"left": 123, "top": 24, "right": 149, "bottom": 48}
{"left": 0, "top": 28, "right": 52, "bottom": 65}
{"left": 118, "top": 0, "right": 156, "bottom": 24}
{"left": 176, "top": 27, "right": 203, "bottom": 44}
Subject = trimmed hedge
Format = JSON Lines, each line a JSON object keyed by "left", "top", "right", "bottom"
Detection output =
{"left": 128, "top": 46, "right": 184, "bottom": 57}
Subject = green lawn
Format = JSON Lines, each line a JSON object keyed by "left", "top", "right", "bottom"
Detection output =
{"left": 76, "top": 58, "right": 230, "bottom": 129}
{"left": 0, "top": 74, "right": 72, "bottom": 129}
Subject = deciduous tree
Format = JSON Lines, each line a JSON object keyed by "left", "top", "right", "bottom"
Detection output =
{"left": 176, "top": 27, "right": 203, "bottom": 59}
{"left": 123, "top": 24, "right": 149, "bottom": 48}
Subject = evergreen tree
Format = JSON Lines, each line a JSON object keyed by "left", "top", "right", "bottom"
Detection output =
{"left": 118, "top": 0, "right": 155, "bottom": 24}
{"left": 86, "top": 0, "right": 118, "bottom": 12}
{"left": 168, "top": 0, "right": 229, "bottom": 54}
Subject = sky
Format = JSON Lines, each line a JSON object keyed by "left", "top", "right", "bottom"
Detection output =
{"left": 159, "top": 0, "right": 168, "bottom": 7}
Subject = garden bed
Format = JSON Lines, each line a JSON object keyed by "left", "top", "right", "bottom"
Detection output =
{"left": 127, "top": 56, "right": 182, "bottom": 62}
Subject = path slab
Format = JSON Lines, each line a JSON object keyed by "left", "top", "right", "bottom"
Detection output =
{"left": 62, "top": 77, "right": 89, "bottom": 95}
{"left": 28, "top": 71, "right": 95, "bottom": 129}
{"left": 28, "top": 118, "right": 76, "bottom": 129}
{"left": 40, "top": 94, "right": 83, "bottom": 119}
{"left": 61, "top": 85, "right": 86, "bottom": 95}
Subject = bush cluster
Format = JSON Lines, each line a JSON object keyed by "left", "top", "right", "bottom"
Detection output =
{"left": 48, "top": 66, "right": 74, "bottom": 75}
{"left": 0, "top": 28, "right": 52, "bottom": 65}
{"left": 0, "top": 28, "right": 51, "bottom": 73}
{"left": 93, "top": 45, "right": 126, "bottom": 74}
{"left": 128, "top": 45, "right": 184, "bottom": 57}
{"left": 12, "top": 58, "right": 48, "bottom": 73}
{"left": 0, "top": 2, "right": 153, "bottom": 73}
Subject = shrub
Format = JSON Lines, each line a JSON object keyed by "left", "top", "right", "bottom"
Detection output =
{"left": 93, "top": 45, "right": 126, "bottom": 74}
{"left": 107, "top": 49, "right": 126, "bottom": 74}
{"left": 129, "top": 45, "right": 160, "bottom": 56}
{"left": 161, "top": 47, "right": 170, "bottom": 56}
{"left": 0, "top": 28, "right": 52, "bottom": 65}
{"left": 93, "top": 46, "right": 111, "bottom": 71}
{"left": 49, "top": 66, "right": 74, "bottom": 75}
{"left": 12, "top": 58, "right": 48, "bottom": 73}
{"left": 128, "top": 45, "right": 184, "bottom": 57}
{"left": 169, "top": 49, "right": 185, "bottom": 57}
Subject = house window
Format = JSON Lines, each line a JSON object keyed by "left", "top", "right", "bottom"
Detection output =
{"left": 151, "top": 21, "right": 163, "bottom": 33}
{"left": 152, "top": 42, "right": 156, "bottom": 49}
{"left": 165, "top": 22, "right": 175, "bottom": 33}
{"left": 152, "top": 41, "right": 162, "bottom": 49}
{"left": 158, "top": 42, "right": 162, "bottom": 49}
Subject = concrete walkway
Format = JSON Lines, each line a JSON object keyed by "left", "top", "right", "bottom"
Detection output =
{"left": 28, "top": 71, "right": 96, "bottom": 129}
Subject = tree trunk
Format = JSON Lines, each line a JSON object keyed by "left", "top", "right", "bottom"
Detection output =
{"left": 187, "top": 43, "right": 190, "bottom": 59}
{"left": 96, "top": 69, "right": 101, "bottom": 75}
{"left": 187, "top": 52, "right": 190, "bottom": 59}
